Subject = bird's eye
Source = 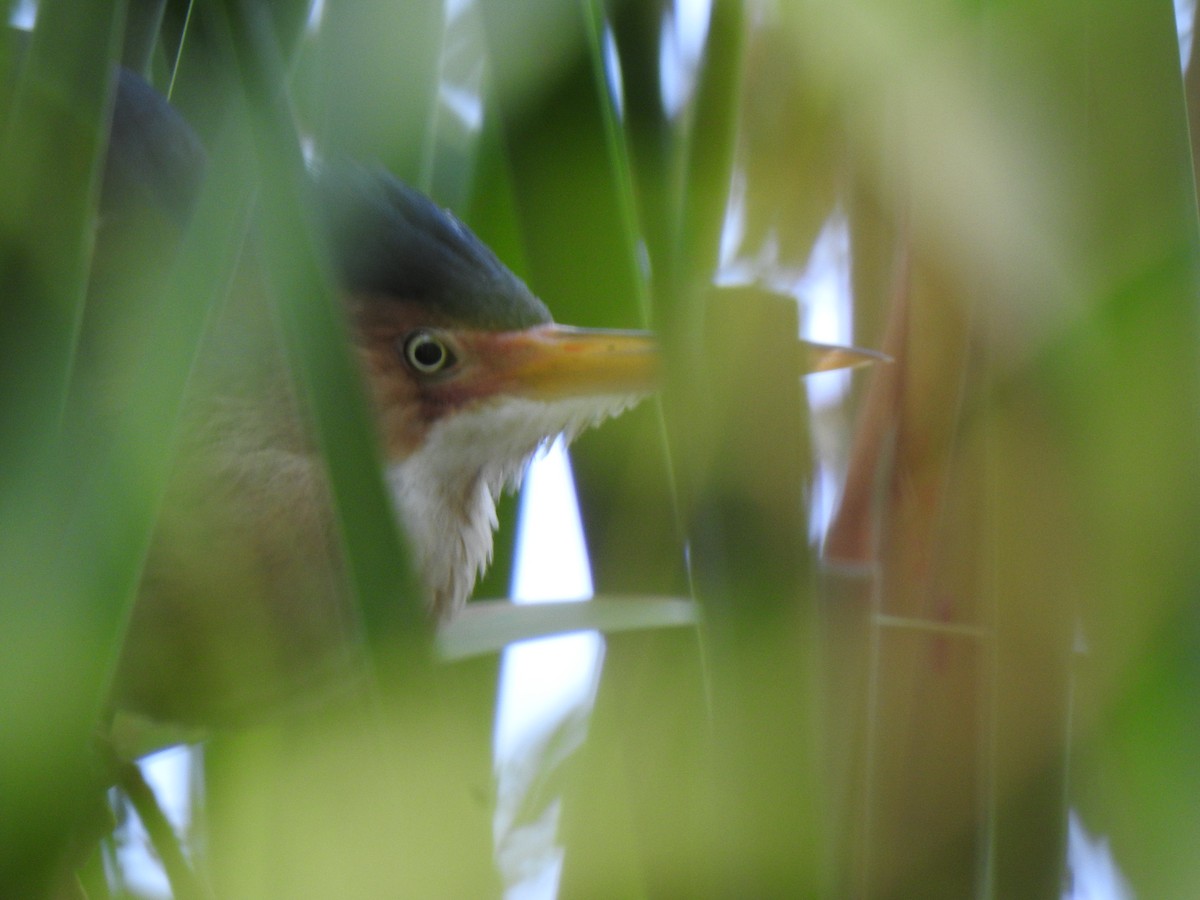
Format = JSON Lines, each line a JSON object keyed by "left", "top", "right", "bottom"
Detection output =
{"left": 402, "top": 330, "right": 456, "bottom": 375}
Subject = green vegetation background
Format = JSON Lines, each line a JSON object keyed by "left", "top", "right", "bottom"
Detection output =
{"left": 0, "top": 1, "right": 1197, "bottom": 897}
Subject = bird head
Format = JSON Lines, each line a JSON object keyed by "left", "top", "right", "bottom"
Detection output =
{"left": 316, "top": 163, "right": 658, "bottom": 616}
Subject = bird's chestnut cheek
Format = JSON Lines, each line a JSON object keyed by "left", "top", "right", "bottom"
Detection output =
{"left": 354, "top": 340, "right": 490, "bottom": 460}
{"left": 412, "top": 377, "right": 482, "bottom": 422}
{"left": 353, "top": 344, "right": 424, "bottom": 458}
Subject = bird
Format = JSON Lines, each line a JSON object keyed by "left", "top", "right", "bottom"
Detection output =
{"left": 92, "top": 68, "right": 659, "bottom": 731}
{"left": 94, "top": 67, "right": 883, "bottom": 736}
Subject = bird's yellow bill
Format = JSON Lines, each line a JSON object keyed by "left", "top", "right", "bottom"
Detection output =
{"left": 461, "top": 327, "right": 885, "bottom": 403}
{"left": 801, "top": 340, "right": 891, "bottom": 374}
{"left": 467, "top": 324, "right": 660, "bottom": 401}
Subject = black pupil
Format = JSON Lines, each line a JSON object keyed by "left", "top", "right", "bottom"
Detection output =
{"left": 412, "top": 337, "right": 444, "bottom": 369}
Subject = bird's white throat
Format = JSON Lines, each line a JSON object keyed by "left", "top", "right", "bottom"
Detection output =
{"left": 387, "top": 391, "right": 646, "bottom": 618}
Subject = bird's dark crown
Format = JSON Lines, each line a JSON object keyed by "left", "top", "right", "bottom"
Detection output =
{"left": 99, "top": 64, "right": 548, "bottom": 334}
{"left": 315, "top": 162, "right": 552, "bottom": 331}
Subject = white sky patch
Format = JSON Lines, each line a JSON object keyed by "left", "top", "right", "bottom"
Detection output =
{"left": 439, "top": 82, "right": 485, "bottom": 133}
{"left": 717, "top": 168, "right": 749, "bottom": 272}
{"left": 1065, "top": 811, "right": 1134, "bottom": 900}
{"left": 660, "top": 0, "right": 713, "bottom": 117}
{"left": 447, "top": 0, "right": 474, "bottom": 25}
{"left": 300, "top": 134, "right": 318, "bottom": 167}
{"left": 715, "top": 184, "right": 857, "bottom": 413}
{"left": 8, "top": 0, "right": 36, "bottom": 29}
{"left": 114, "top": 746, "right": 197, "bottom": 899}
{"left": 1177, "top": 0, "right": 1196, "bottom": 70}
{"left": 603, "top": 23, "right": 626, "bottom": 121}
{"left": 793, "top": 209, "right": 854, "bottom": 545}
{"left": 305, "top": 0, "right": 326, "bottom": 35}
{"left": 797, "top": 208, "right": 855, "bottom": 411}
{"left": 494, "top": 438, "right": 604, "bottom": 900}
{"left": 808, "top": 460, "right": 842, "bottom": 547}
{"left": 716, "top": 194, "right": 856, "bottom": 547}
{"left": 435, "top": 0, "right": 488, "bottom": 141}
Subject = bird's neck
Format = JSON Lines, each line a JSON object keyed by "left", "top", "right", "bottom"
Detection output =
{"left": 386, "top": 392, "right": 646, "bottom": 618}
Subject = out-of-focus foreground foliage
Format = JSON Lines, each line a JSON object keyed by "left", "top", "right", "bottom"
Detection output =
{"left": 1, "top": 0, "right": 1199, "bottom": 897}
